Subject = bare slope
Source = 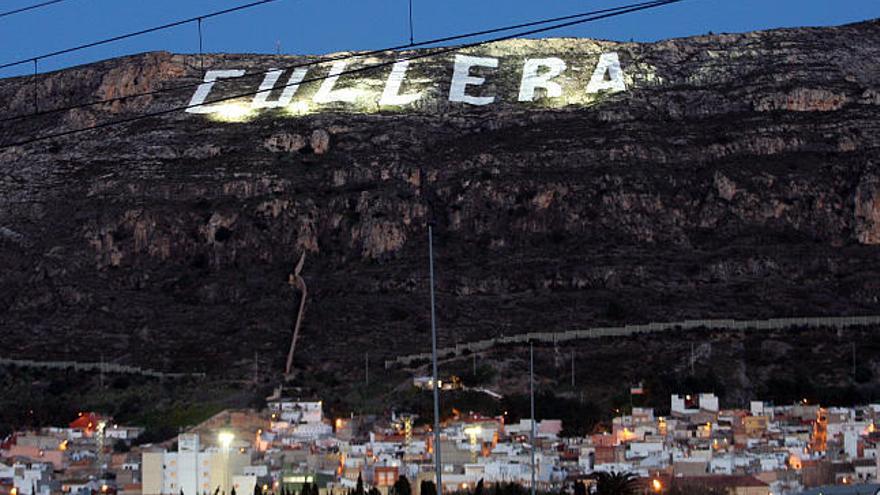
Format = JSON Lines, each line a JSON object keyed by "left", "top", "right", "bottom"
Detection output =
{"left": 1, "top": 21, "right": 879, "bottom": 382}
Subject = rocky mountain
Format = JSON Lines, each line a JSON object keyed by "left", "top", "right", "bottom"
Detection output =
{"left": 1, "top": 19, "right": 880, "bottom": 386}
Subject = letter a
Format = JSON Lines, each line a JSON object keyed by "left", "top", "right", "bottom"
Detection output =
{"left": 586, "top": 52, "right": 626, "bottom": 94}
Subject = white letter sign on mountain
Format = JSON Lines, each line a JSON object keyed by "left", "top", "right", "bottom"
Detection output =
{"left": 449, "top": 55, "right": 500, "bottom": 106}
{"left": 518, "top": 58, "right": 567, "bottom": 102}
{"left": 186, "top": 70, "right": 245, "bottom": 114}
{"left": 183, "top": 48, "right": 633, "bottom": 117}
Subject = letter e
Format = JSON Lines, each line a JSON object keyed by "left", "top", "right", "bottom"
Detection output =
{"left": 449, "top": 55, "right": 499, "bottom": 106}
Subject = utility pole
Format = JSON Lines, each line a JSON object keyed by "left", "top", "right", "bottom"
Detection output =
{"left": 429, "top": 224, "right": 442, "bottom": 495}
{"left": 530, "top": 341, "right": 536, "bottom": 495}
{"left": 253, "top": 351, "right": 259, "bottom": 385}
{"left": 852, "top": 342, "right": 857, "bottom": 377}
{"left": 690, "top": 342, "right": 695, "bottom": 375}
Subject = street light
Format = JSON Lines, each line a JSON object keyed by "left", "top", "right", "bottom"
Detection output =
{"left": 218, "top": 431, "right": 235, "bottom": 494}
{"left": 218, "top": 431, "right": 235, "bottom": 448}
{"left": 651, "top": 479, "right": 663, "bottom": 493}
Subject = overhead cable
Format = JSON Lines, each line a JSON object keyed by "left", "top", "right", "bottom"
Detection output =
{"left": 0, "top": 0, "right": 71, "bottom": 20}
{"left": 0, "top": 0, "right": 687, "bottom": 149}
{"left": 1, "top": 0, "right": 674, "bottom": 123}
{"left": 0, "top": 0, "right": 283, "bottom": 70}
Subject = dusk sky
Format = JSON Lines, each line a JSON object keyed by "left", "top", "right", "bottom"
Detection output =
{"left": 0, "top": 0, "right": 877, "bottom": 78}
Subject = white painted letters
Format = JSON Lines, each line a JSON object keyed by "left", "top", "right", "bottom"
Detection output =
{"left": 380, "top": 60, "right": 422, "bottom": 107}
{"left": 252, "top": 68, "right": 309, "bottom": 108}
{"left": 314, "top": 60, "right": 360, "bottom": 104}
{"left": 449, "top": 55, "right": 499, "bottom": 106}
{"left": 186, "top": 70, "right": 246, "bottom": 114}
{"left": 185, "top": 50, "right": 631, "bottom": 116}
{"left": 586, "top": 52, "right": 626, "bottom": 94}
{"left": 518, "top": 57, "right": 567, "bottom": 102}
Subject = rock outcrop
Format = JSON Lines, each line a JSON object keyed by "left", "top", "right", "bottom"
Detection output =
{"left": 0, "top": 20, "right": 879, "bottom": 380}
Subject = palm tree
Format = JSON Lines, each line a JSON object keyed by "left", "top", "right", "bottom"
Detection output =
{"left": 392, "top": 476, "right": 412, "bottom": 495}
{"left": 589, "top": 471, "right": 640, "bottom": 495}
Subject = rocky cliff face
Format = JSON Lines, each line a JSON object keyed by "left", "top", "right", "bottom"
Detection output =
{"left": 1, "top": 20, "right": 879, "bottom": 380}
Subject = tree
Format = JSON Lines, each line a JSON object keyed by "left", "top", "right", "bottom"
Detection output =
{"left": 500, "top": 483, "right": 525, "bottom": 495}
{"left": 356, "top": 474, "right": 365, "bottom": 495}
{"left": 589, "top": 472, "right": 639, "bottom": 495}
{"left": 474, "top": 480, "right": 484, "bottom": 495}
{"left": 392, "top": 476, "right": 412, "bottom": 495}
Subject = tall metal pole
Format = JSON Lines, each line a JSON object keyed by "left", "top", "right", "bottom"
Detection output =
{"left": 429, "top": 225, "right": 442, "bottom": 495}
{"left": 530, "top": 341, "right": 536, "bottom": 495}
{"left": 852, "top": 342, "right": 856, "bottom": 377}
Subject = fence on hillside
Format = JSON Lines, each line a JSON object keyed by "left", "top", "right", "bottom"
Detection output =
{"left": 384, "top": 315, "right": 880, "bottom": 369}
{"left": 0, "top": 357, "right": 206, "bottom": 379}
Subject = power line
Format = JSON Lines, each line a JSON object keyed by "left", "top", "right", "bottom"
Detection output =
{"left": 1, "top": 0, "right": 673, "bottom": 124}
{"left": 0, "top": 0, "right": 70, "bottom": 20}
{"left": 3, "top": 0, "right": 683, "bottom": 145}
{"left": 0, "top": 0, "right": 687, "bottom": 149}
{"left": 0, "top": 0, "right": 283, "bottom": 71}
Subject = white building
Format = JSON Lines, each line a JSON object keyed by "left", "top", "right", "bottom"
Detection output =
{"left": 269, "top": 401, "right": 323, "bottom": 424}
{"left": 105, "top": 426, "right": 145, "bottom": 441}
{"left": 142, "top": 434, "right": 251, "bottom": 495}
{"left": 12, "top": 462, "right": 53, "bottom": 495}
{"left": 671, "top": 394, "right": 719, "bottom": 415}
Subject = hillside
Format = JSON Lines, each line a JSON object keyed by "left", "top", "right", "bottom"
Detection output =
{"left": 1, "top": 19, "right": 880, "bottom": 390}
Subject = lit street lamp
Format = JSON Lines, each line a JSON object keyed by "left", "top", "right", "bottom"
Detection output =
{"left": 218, "top": 431, "right": 235, "bottom": 494}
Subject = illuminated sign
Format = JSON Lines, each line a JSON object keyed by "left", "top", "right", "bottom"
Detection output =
{"left": 282, "top": 476, "right": 314, "bottom": 484}
{"left": 184, "top": 43, "right": 648, "bottom": 121}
